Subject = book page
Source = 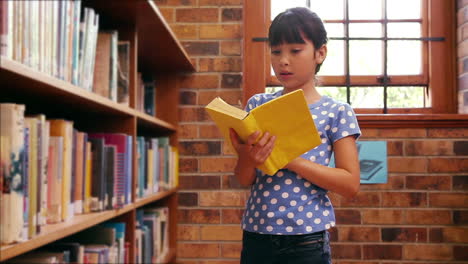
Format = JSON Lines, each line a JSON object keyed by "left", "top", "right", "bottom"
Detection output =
{"left": 205, "top": 97, "right": 248, "bottom": 120}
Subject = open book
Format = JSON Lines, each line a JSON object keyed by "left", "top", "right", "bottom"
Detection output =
{"left": 205, "top": 89, "right": 321, "bottom": 175}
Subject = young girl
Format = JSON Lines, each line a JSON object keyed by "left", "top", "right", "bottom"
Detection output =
{"left": 229, "top": 7, "right": 361, "bottom": 263}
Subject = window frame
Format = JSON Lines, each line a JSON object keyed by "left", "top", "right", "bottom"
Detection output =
{"left": 242, "top": 0, "right": 458, "bottom": 119}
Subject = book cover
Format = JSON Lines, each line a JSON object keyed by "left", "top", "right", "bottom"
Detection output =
{"left": 117, "top": 41, "right": 130, "bottom": 106}
{"left": 205, "top": 89, "right": 321, "bottom": 175}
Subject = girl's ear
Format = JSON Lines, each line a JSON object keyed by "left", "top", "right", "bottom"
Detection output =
{"left": 315, "top": 44, "right": 327, "bottom": 64}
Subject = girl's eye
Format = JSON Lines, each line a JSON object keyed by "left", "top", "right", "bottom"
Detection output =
{"left": 271, "top": 50, "right": 281, "bottom": 55}
{"left": 292, "top": 49, "right": 301, "bottom": 53}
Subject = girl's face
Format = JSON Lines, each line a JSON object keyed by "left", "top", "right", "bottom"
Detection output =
{"left": 270, "top": 37, "right": 326, "bottom": 91}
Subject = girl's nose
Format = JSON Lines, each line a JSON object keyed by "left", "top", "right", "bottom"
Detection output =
{"left": 279, "top": 55, "right": 289, "bottom": 66}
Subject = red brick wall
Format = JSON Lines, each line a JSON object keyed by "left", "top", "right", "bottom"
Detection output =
{"left": 156, "top": 1, "right": 468, "bottom": 263}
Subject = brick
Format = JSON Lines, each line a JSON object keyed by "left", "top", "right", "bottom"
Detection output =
{"left": 429, "top": 227, "right": 443, "bottom": 242}
{"left": 429, "top": 193, "right": 468, "bottom": 208}
{"left": 180, "top": 90, "right": 197, "bottom": 105}
{"left": 340, "top": 192, "right": 380, "bottom": 207}
{"left": 362, "top": 210, "right": 404, "bottom": 224}
{"left": 179, "top": 192, "right": 199, "bottom": 207}
{"left": 199, "top": 0, "right": 242, "bottom": 6}
{"left": 180, "top": 74, "right": 219, "bottom": 89}
{"left": 454, "top": 141, "right": 468, "bottom": 155}
{"left": 454, "top": 246, "right": 468, "bottom": 261}
{"left": 199, "top": 191, "right": 246, "bottom": 206}
{"left": 327, "top": 192, "right": 342, "bottom": 207}
{"left": 179, "top": 158, "right": 198, "bottom": 173}
{"left": 363, "top": 245, "right": 402, "bottom": 260}
{"left": 201, "top": 225, "right": 243, "bottom": 240}
{"left": 177, "top": 243, "right": 220, "bottom": 258}
{"left": 221, "top": 41, "right": 241, "bottom": 56}
{"left": 179, "top": 107, "right": 210, "bottom": 122}
{"left": 176, "top": 8, "right": 218, "bottom": 23}
{"left": 440, "top": 227, "right": 468, "bottom": 243}
{"left": 179, "top": 124, "right": 198, "bottom": 139}
{"left": 378, "top": 128, "right": 426, "bottom": 138}
{"left": 459, "top": 40, "right": 468, "bottom": 57}
{"left": 179, "top": 209, "right": 221, "bottom": 224}
{"left": 155, "top": 0, "right": 195, "bottom": 5}
{"left": 199, "top": 157, "right": 237, "bottom": 172}
{"left": 200, "top": 124, "right": 223, "bottom": 138}
{"left": 381, "top": 228, "right": 427, "bottom": 242}
{"left": 428, "top": 128, "right": 468, "bottom": 138}
{"left": 404, "top": 140, "right": 454, "bottom": 156}
{"left": 171, "top": 24, "right": 198, "bottom": 40}
{"left": 200, "top": 25, "right": 242, "bottom": 39}
{"left": 179, "top": 175, "right": 221, "bottom": 190}
{"left": 454, "top": 210, "right": 468, "bottom": 224}
{"left": 222, "top": 8, "right": 242, "bottom": 22}
{"left": 159, "top": 7, "right": 175, "bottom": 22}
{"left": 199, "top": 57, "right": 242, "bottom": 72}
{"left": 334, "top": 209, "right": 361, "bottom": 224}
{"left": 388, "top": 157, "right": 427, "bottom": 173}
{"left": 178, "top": 225, "right": 200, "bottom": 240}
{"left": 221, "top": 175, "right": 244, "bottom": 189}
{"left": 360, "top": 128, "right": 379, "bottom": 138}
{"left": 179, "top": 141, "right": 222, "bottom": 155}
{"left": 183, "top": 41, "right": 220, "bottom": 56}
{"left": 221, "top": 208, "right": 244, "bottom": 224}
{"left": 221, "top": 74, "right": 242, "bottom": 88}
{"left": 429, "top": 158, "right": 468, "bottom": 172}
{"left": 382, "top": 192, "right": 427, "bottom": 207}
{"left": 338, "top": 226, "right": 380, "bottom": 242}
{"left": 402, "top": 244, "right": 452, "bottom": 261}
{"left": 360, "top": 175, "right": 404, "bottom": 191}
{"left": 198, "top": 90, "right": 242, "bottom": 105}
{"left": 405, "top": 209, "right": 452, "bottom": 225}
{"left": 331, "top": 244, "right": 361, "bottom": 259}
{"left": 406, "top": 175, "right": 451, "bottom": 190}
{"left": 387, "top": 140, "right": 403, "bottom": 156}
{"left": 221, "top": 243, "right": 242, "bottom": 258}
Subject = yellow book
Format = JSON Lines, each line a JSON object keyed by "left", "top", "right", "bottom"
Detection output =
{"left": 147, "top": 148, "right": 154, "bottom": 196}
{"left": 83, "top": 142, "right": 92, "bottom": 213}
{"left": 205, "top": 89, "right": 321, "bottom": 175}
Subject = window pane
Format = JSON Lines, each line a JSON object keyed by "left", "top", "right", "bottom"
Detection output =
{"left": 265, "top": 86, "right": 283, "bottom": 94}
{"left": 387, "top": 0, "right": 421, "bottom": 19}
{"left": 310, "top": 0, "right": 344, "bottom": 20}
{"left": 320, "top": 40, "right": 345, "bottom": 76}
{"left": 387, "top": 23, "right": 421, "bottom": 38}
{"left": 349, "top": 0, "right": 383, "bottom": 20}
{"left": 350, "top": 87, "right": 384, "bottom": 108}
{"left": 271, "top": 0, "right": 307, "bottom": 19}
{"left": 350, "top": 41, "right": 383, "bottom": 75}
{"left": 387, "top": 86, "right": 427, "bottom": 108}
{"left": 349, "top": 23, "right": 382, "bottom": 38}
{"left": 388, "top": 41, "right": 422, "bottom": 75}
{"left": 325, "top": 23, "right": 344, "bottom": 38}
{"left": 317, "top": 86, "right": 348, "bottom": 103}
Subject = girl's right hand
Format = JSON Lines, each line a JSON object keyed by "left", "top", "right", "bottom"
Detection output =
{"left": 229, "top": 128, "right": 276, "bottom": 167}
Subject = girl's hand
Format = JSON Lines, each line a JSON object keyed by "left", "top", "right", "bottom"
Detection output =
{"left": 229, "top": 128, "right": 276, "bottom": 167}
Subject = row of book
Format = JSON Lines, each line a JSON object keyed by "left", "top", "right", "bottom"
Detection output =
{"left": 0, "top": 0, "right": 130, "bottom": 105}
{"left": 0, "top": 103, "right": 178, "bottom": 245}
{"left": 6, "top": 206, "right": 170, "bottom": 264}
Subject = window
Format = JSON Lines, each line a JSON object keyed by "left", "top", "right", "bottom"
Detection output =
{"left": 243, "top": 0, "right": 457, "bottom": 114}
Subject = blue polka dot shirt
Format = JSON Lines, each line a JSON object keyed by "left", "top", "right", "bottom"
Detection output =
{"left": 241, "top": 90, "right": 361, "bottom": 235}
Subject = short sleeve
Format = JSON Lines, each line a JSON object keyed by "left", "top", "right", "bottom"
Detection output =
{"left": 329, "top": 103, "right": 361, "bottom": 143}
{"left": 244, "top": 94, "right": 262, "bottom": 112}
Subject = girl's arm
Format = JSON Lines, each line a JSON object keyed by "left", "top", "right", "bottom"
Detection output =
{"left": 229, "top": 128, "right": 276, "bottom": 186}
{"left": 285, "top": 136, "right": 360, "bottom": 198}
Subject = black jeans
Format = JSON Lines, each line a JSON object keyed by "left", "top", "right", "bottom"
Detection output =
{"left": 240, "top": 230, "right": 331, "bottom": 264}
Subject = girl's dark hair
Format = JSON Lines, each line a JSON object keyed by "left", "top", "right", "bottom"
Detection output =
{"left": 268, "top": 7, "right": 328, "bottom": 73}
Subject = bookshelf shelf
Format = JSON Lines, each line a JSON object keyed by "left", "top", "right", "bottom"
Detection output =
{"left": 0, "top": 205, "right": 134, "bottom": 262}
{"left": 0, "top": 0, "right": 191, "bottom": 262}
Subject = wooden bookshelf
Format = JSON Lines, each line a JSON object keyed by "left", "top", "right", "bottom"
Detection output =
{"left": 0, "top": 0, "right": 193, "bottom": 262}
